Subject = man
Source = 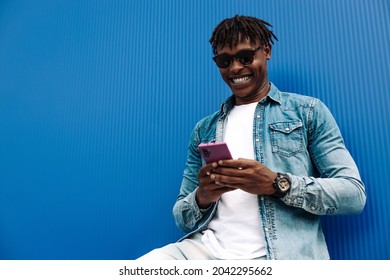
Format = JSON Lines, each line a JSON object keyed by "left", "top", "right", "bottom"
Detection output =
{"left": 139, "top": 15, "right": 366, "bottom": 260}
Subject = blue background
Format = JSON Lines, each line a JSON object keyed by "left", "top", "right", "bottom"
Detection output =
{"left": 0, "top": 0, "right": 389, "bottom": 260}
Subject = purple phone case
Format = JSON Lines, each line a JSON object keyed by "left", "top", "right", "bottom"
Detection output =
{"left": 198, "top": 142, "right": 233, "bottom": 163}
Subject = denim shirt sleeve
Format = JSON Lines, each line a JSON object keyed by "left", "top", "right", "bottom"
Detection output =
{"left": 172, "top": 121, "right": 216, "bottom": 233}
{"left": 283, "top": 99, "right": 366, "bottom": 215}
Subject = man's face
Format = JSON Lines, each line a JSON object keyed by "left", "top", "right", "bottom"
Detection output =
{"left": 216, "top": 38, "right": 271, "bottom": 105}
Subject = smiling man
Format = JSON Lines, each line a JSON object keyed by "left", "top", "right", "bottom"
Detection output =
{"left": 138, "top": 15, "right": 366, "bottom": 260}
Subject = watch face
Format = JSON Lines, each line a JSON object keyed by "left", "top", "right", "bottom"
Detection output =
{"left": 278, "top": 178, "right": 290, "bottom": 192}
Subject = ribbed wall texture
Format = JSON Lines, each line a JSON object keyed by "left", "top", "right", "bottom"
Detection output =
{"left": 0, "top": 0, "right": 388, "bottom": 259}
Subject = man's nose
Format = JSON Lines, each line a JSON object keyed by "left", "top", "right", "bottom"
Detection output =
{"left": 229, "top": 58, "right": 244, "bottom": 72}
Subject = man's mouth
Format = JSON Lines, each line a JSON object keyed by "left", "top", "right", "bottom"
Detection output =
{"left": 230, "top": 74, "right": 252, "bottom": 85}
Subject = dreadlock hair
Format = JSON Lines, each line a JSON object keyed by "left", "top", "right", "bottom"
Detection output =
{"left": 209, "top": 15, "right": 278, "bottom": 55}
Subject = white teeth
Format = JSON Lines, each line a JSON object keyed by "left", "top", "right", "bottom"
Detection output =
{"left": 232, "top": 76, "right": 250, "bottom": 84}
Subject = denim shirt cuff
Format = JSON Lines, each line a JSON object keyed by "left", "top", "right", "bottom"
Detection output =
{"left": 186, "top": 190, "right": 200, "bottom": 220}
{"left": 282, "top": 173, "right": 305, "bottom": 207}
{"left": 188, "top": 187, "right": 214, "bottom": 220}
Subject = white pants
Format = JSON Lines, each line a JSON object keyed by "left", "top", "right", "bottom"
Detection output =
{"left": 137, "top": 233, "right": 267, "bottom": 260}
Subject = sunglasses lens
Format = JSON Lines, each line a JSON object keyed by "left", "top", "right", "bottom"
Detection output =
{"left": 214, "top": 54, "right": 232, "bottom": 69}
{"left": 236, "top": 50, "right": 255, "bottom": 65}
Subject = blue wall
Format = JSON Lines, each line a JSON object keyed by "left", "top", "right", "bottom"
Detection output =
{"left": 0, "top": 0, "right": 388, "bottom": 259}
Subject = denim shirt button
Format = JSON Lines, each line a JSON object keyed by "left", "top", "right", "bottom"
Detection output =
{"left": 326, "top": 207, "right": 336, "bottom": 214}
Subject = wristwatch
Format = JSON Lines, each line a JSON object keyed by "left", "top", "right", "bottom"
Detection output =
{"left": 272, "top": 173, "right": 291, "bottom": 198}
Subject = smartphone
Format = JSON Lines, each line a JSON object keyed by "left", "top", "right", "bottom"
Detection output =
{"left": 198, "top": 142, "right": 232, "bottom": 163}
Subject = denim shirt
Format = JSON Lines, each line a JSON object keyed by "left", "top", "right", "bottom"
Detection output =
{"left": 173, "top": 83, "right": 366, "bottom": 260}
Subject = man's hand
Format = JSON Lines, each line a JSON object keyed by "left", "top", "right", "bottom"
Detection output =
{"left": 210, "top": 158, "right": 277, "bottom": 196}
{"left": 196, "top": 162, "right": 236, "bottom": 209}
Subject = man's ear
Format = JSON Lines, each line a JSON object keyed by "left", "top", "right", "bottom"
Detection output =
{"left": 263, "top": 45, "right": 272, "bottom": 60}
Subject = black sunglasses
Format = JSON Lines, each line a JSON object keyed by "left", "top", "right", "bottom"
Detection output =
{"left": 212, "top": 46, "right": 263, "bottom": 69}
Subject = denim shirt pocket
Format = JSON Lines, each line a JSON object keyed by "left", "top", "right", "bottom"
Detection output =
{"left": 270, "top": 121, "right": 304, "bottom": 157}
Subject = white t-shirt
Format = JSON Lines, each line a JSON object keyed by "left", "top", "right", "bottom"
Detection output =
{"left": 201, "top": 102, "right": 267, "bottom": 259}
